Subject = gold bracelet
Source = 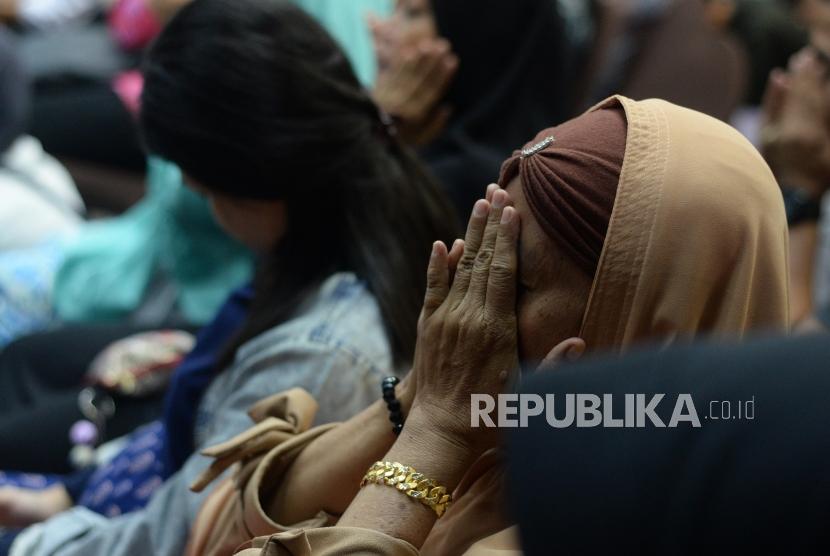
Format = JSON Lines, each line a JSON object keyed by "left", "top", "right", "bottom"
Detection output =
{"left": 360, "top": 461, "right": 452, "bottom": 517}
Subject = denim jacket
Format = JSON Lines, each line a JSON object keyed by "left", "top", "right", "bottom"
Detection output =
{"left": 13, "top": 272, "right": 400, "bottom": 556}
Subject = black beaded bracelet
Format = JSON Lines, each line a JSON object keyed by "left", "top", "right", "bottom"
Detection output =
{"left": 382, "top": 376, "right": 404, "bottom": 436}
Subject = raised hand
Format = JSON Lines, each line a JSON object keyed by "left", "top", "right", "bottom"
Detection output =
{"left": 372, "top": 37, "right": 458, "bottom": 145}
{"left": 407, "top": 187, "right": 521, "bottom": 455}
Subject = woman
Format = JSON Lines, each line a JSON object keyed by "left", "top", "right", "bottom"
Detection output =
{"left": 762, "top": 45, "right": 830, "bottom": 330}
{"left": 182, "top": 95, "right": 789, "bottom": 555}
{"left": 0, "top": 0, "right": 392, "bottom": 474}
{"left": 371, "top": 0, "right": 572, "bottom": 219}
{"left": 3, "top": 0, "right": 457, "bottom": 554}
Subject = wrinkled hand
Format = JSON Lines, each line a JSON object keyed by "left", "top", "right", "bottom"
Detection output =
{"left": 407, "top": 187, "right": 520, "bottom": 454}
{"left": 762, "top": 48, "right": 830, "bottom": 196}
{"left": 372, "top": 37, "right": 458, "bottom": 145}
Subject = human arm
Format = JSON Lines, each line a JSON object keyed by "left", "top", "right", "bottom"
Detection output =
{"left": 762, "top": 49, "right": 830, "bottom": 326}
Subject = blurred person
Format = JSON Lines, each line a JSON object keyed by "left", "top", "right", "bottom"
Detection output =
{"left": 0, "top": 0, "right": 99, "bottom": 31}
{"left": 761, "top": 0, "right": 830, "bottom": 330}
{"left": 0, "top": 0, "right": 389, "bottom": 485}
{"left": 369, "top": 0, "right": 572, "bottom": 220}
{"left": 2, "top": 1, "right": 457, "bottom": 555}
{"left": 27, "top": 0, "right": 391, "bottom": 174}
{"left": 0, "top": 27, "right": 84, "bottom": 250}
{"left": 761, "top": 45, "right": 830, "bottom": 329}
{"left": 511, "top": 333, "right": 830, "bottom": 554}
{"left": 182, "top": 95, "right": 789, "bottom": 556}
{"left": 704, "top": 0, "right": 806, "bottom": 105}
{"left": 0, "top": 0, "right": 389, "bottom": 367}
{"left": 0, "top": 157, "right": 253, "bottom": 348}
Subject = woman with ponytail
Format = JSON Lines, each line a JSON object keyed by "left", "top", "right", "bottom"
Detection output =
{"left": 4, "top": 1, "right": 457, "bottom": 554}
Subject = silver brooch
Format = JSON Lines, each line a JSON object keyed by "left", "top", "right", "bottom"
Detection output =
{"left": 520, "top": 135, "right": 555, "bottom": 158}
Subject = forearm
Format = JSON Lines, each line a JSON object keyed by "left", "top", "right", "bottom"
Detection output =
{"left": 337, "top": 409, "right": 475, "bottom": 549}
{"left": 269, "top": 383, "right": 413, "bottom": 524}
{"left": 789, "top": 222, "right": 819, "bottom": 323}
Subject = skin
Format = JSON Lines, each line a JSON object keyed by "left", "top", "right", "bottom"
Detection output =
{"left": 185, "top": 178, "right": 288, "bottom": 253}
{"left": 370, "top": 0, "right": 439, "bottom": 73}
{"left": 504, "top": 178, "right": 592, "bottom": 367}
{"left": 0, "top": 485, "right": 71, "bottom": 529}
{"left": 702, "top": 0, "right": 737, "bottom": 30}
{"left": 762, "top": 44, "right": 830, "bottom": 327}
{"left": 799, "top": 0, "right": 830, "bottom": 55}
{"left": 268, "top": 184, "right": 589, "bottom": 531}
{"left": 333, "top": 185, "right": 588, "bottom": 549}
{"left": 370, "top": 0, "right": 458, "bottom": 145}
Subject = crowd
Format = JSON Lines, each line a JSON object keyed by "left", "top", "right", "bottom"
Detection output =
{"left": 0, "top": 0, "right": 828, "bottom": 554}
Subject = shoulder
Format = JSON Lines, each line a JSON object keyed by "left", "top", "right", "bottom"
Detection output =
{"left": 235, "top": 272, "right": 392, "bottom": 373}
{"left": 197, "top": 273, "right": 395, "bottom": 439}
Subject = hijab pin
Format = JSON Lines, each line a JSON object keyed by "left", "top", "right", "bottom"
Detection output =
{"left": 520, "top": 135, "right": 555, "bottom": 158}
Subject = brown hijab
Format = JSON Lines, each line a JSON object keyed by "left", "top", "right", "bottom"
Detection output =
{"left": 579, "top": 95, "right": 789, "bottom": 351}
{"left": 498, "top": 105, "right": 626, "bottom": 272}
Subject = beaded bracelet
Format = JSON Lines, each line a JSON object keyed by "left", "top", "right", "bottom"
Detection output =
{"left": 360, "top": 461, "right": 452, "bottom": 517}
{"left": 382, "top": 376, "right": 404, "bottom": 436}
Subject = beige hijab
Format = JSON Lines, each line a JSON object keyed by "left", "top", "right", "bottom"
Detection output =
{"left": 580, "top": 95, "right": 789, "bottom": 351}
{"left": 191, "top": 96, "right": 790, "bottom": 556}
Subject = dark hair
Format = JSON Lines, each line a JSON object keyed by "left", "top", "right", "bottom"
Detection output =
{"left": 141, "top": 0, "right": 458, "bottom": 367}
{"left": 422, "top": 0, "right": 569, "bottom": 217}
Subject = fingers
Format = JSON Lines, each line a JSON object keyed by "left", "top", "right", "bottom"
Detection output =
{"left": 485, "top": 205, "right": 520, "bottom": 317}
{"left": 486, "top": 183, "right": 500, "bottom": 203}
{"left": 535, "top": 338, "right": 586, "bottom": 373}
{"left": 467, "top": 189, "right": 511, "bottom": 303}
{"left": 423, "top": 241, "right": 450, "bottom": 318}
{"left": 448, "top": 199, "right": 490, "bottom": 302}
{"left": 762, "top": 69, "right": 789, "bottom": 123}
{"left": 419, "top": 43, "right": 457, "bottom": 104}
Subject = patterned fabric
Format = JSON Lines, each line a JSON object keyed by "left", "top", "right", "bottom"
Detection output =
{"left": 0, "top": 471, "right": 61, "bottom": 491}
{"left": 0, "top": 425, "right": 167, "bottom": 522}
{"left": 77, "top": 421, "right": 167, "bottom": 517}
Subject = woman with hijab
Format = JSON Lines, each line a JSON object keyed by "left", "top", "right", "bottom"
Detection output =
{"left": 371, "top": 0, "right": 572, "bottom": 220}
{"left": 180, "top": 95, "right": 789, "bottom": 556}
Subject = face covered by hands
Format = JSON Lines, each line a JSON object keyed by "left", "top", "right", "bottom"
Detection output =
{"left": 403, "top": 184, "right": 587, "bottom": 459}
{"left": 369, "top": 0, "right": 458, "bottom": 145}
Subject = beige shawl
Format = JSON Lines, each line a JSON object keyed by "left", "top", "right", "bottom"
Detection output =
{"left": 581, "top": 95, "right": 789, "bottom": 350}
{"left": 186, "top": 96, "right": 790, "bottom": 556}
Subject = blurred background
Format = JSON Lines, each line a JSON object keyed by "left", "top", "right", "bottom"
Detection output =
{"left": 0, "top": 0, "right": 828, "bottom": 551}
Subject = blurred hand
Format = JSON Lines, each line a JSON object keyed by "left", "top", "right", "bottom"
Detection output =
{"left": 0, "top": 485, "right": 71, "bottom": 528}
{"left": 372, "top": 38, "right": 458, "bottom": 146}
{"left": 762, "top": 47, "right": 830, "bottom": 197}
{"left": 407, "top": 187, "right": 520, "bottom": 455}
